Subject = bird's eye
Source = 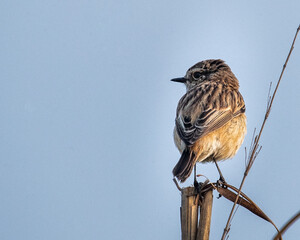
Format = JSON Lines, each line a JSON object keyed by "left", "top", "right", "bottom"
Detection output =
{"left": 192, "top": 72, "right": 201, "bottom": 79}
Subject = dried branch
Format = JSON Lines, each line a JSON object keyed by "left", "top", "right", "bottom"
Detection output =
{"left": 221, "top": 25, "right": 300, "bottom": 240}
{"left": 217, "top": 183, "right": 279, "bottom": 230}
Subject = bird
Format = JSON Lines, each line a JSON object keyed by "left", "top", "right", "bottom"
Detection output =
{"left": 172, "top": 59, "right": 246, "bottom": 183}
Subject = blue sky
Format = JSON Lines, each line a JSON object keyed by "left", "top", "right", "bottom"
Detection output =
{"left": 1, "top": 1, "right": 300, "bottom": 239}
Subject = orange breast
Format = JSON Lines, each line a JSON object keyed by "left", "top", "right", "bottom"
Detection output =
{"left": 192, "top": 113, "right": 247, "bottom": 163}
{"left": 174, "top": 113, "right": 247, "bottom": 163}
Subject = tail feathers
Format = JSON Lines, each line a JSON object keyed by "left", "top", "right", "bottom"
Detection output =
{"left": 172, "top": 148, "right": 196, "bottom": 183}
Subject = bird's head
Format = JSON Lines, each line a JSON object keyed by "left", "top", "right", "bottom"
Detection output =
{"left": 171, "top": 59, "right": 239, "bottom": 90}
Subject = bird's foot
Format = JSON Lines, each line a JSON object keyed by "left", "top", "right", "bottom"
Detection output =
{"left": 194, "top": 178, "right": 200, "bottom": 190}
{"left": 218, "top": 175, "right": 227, "bottom": 185}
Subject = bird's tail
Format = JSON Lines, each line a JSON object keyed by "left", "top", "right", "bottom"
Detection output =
{"left": 172, "top": 148, "right": 196, "bottom": 183}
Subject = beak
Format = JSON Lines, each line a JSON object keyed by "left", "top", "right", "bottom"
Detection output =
{"left": 170, "top": 77, "right": 187, "bottom": 83}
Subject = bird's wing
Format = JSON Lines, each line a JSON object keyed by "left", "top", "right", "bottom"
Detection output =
{"left": 175, "top": 83, "right": 245, "bottom": 146}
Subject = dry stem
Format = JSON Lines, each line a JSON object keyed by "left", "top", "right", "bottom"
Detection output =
{"left": 221, "top": 25, "right": 300, "bottom": 240}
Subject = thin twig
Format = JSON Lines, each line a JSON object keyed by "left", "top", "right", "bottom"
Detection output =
{"left": 266, "top": 82, "right": 273, "bottom": 114}
{"left": 173, "top": 178, "right": 182, "bottom": 191}
{"left": 221, "top": 25, "right": 300, "bottom": 240}
{"left": 273, "top": 211, "right": 300, "bottom": 240}
{"left": 247, "top": 128, "right": 256, "bottom": 166}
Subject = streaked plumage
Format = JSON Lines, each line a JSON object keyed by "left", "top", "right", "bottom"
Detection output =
{"left": 172, "top": 59, "right": 246, "bottom": 182}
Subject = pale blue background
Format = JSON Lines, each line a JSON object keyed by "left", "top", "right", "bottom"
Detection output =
{"left": 1, "top": 1, "right": 300, "bottom": 239}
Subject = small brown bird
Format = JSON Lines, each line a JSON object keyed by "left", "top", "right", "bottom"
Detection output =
{"left": 172, "top": 59, "right": 246, "bottom": 183}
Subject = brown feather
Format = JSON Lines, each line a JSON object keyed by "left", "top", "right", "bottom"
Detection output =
{"left": 172, "top": 59, "right": 247, "bottom": 182}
